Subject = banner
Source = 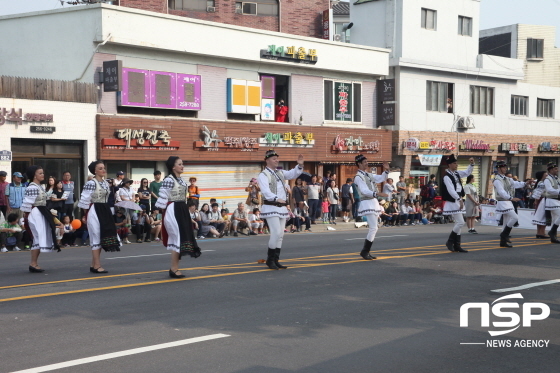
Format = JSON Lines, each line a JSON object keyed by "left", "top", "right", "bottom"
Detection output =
{"left": 418, "top": 154, "right": 442, "bottom": 166}
{"left": 480, "top": 205, "right": 550, "bottom": 229}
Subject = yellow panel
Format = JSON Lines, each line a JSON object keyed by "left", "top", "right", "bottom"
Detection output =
{"left": 247, "top": 86, "right": 261, "bottom": 107}
{"left": 233, "top": 84, "right": 246, "bottom": 106}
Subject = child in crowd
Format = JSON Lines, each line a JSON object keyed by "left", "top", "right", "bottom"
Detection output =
{"left": 74, "top": 215, "right": 89, "bottom": 246}
{"left": 321, "top": 196, "right": 330, "bottom": 224}
{"left": 1, "top": 213, "right": 22, "bottom": 252}
{"left": 249, "top": 208, "right": 265, "bottom": 235}
{"left": 114, "top": 209, "right": 131, "bottom": 244}
{"left": 220, "top": 208, "right": 231, "bottom": 236}
{"left": 51, "top": 209, "right": 64, "bottom": 246}
{"left": 60, "top": 215, "right": 78, "bottom": 247}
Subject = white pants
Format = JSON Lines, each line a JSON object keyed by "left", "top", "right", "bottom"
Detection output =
{"left": 364, "top": 213, "right": 379, "bottom": 241}
{"left": 266, "top": 216, "right": 286, "bottom": 249}
{"left": 452, "top": 213, "right": 465, "bottom": 234}
{"left": 502, "top": 209, "right": 519, "bottom": 228}
{"left": 551, "top": 209, "right": 560, "bottom": 226}
{"left": 251, "top": 222, "right": 264, "bottom": 229}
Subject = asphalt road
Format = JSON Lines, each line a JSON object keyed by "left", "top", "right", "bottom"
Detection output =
{"left": 1, "top": 223, "right": 559, "bottom": 373}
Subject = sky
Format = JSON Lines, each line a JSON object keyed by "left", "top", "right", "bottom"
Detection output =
{"left": 0, "top": 0, "right": 559, "bottom": 46}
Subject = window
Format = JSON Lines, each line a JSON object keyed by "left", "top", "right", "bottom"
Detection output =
{"left": 458, "top": 16, "right": 472, "bottom": 36}
{"left": 334, "top": 23, "right": 351, "bottom": 43}
{"left": 235, "top": 1, "right": 278, "bottom": 16}
{"left": 259, "top": 74, "right": 290, "bottom": 122}
{"left": 324, "top": 80, "right": 362, "bottom": 123}
{"left": 537, "top": 98, "right": 554, "bottom": 118}
{"left": 527, "top": 38, "right": 544, "bottom": 59}
{"left": 470, "top": 86, "right": 494, "bottom": 115}
{"left": 511, "top": 95, "right": 528, "bottom": 116}
{"left": 426, "top": 81, "right": 454, "bottom": 113}
{"left": 421, "top": 8, "right": 436, "bottom": 30}
{"left": 168, "top": 0, "right": 213, "bottom": 11}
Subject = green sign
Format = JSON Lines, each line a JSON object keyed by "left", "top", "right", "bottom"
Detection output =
{"left": 334, "top": 82, "right": 352, "bottom": 121}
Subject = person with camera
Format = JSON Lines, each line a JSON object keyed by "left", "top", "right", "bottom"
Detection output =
{"left": 133, "top": 205, "right": 153, "bottom": 243}
{"left": 275, "top": 99, "right": 289, "bottom": 122}
{"left": 245, "top": 178, "right": 261, "bottom": 209}
{"left": 257, "top": 149, "right": 303, "bottom": 270}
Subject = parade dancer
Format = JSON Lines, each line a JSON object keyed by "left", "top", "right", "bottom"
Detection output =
{"left": 22, "top": 165, "right": 61, "bottom": 273}
{"left": 257, "top": 150, "right": 304, "bottom": 270}
{"left": 543, "top": 162, "right": 560, "bottom": 243}
{"left": 441, "top": 155, "right": 474, "bottom": 253}
{"left": 78, "top": 161, "right": 121, "bottom": 274}
{"left": 493, "top": 160, "right": 530, "bottom": 248}
{"left": 353, "top": 154, "right": 390, "bottom": 260}
{"left": 155, "top": 156, "right": 201, "bottom": 278}
{"left": 531, "top": 171, "right": 549, "bottom": 240}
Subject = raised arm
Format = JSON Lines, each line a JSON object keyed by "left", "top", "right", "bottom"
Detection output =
{"left": 457, "top": 163, "right": 474, "bottom": 179}
{"left": 282, "top": 164, "right": 304, "bottom": 181}
{"left": 371, "top": 170, "right": 389, "bottom": 184}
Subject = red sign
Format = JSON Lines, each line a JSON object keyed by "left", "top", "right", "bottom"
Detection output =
{"left": 102, "top": 138, "right": 179, "bottom": 150}
{"left": 322, "top": 10, "right": 330, "bottom": 40}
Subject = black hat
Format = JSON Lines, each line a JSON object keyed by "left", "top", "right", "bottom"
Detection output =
{"left": 88, "top": 160, "right": 104, "bottom": 175}
{"left": 355, "top": 154, "right": 367, "bottom": 165}
{"left": 547, "top": 162, "right": 557, "bottom": 170}
{"left": 496, "top": 160, "right": 508, "bottom": 168}
{"left": 265, "top": 149, "right": 279, "bottom": 160}
{"left": 445, "top": 154, "right": 458, "bottom": 165}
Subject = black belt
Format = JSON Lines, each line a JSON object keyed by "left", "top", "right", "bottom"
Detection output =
{"left": 263, "top": 200, "right": 287, "bottom": 207}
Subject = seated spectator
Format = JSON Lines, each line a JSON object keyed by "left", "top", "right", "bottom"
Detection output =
{"left": 188, "top": 201, "right": 200, "bottom": 238}
{"left": 378, "top": 199, "right": 391, "bottom": 227}
{"left": 132, "top": 206, "right": 153, "bottom": 243}
{"left": 232, "top": 203, "right": 250, "bottom": 237}
{"left": 150, "top": 208, "right": 163, "bottom": 241}
{"left": 285, "top": 205, "right": 298, "bottom": 233}
{"left": 1, "top": 213, "right": 22, "bottom": 252}
{"left": 198, "top": 203, "right": 221, "bottom": 238}
{"left": 248, "top": 208, "right": 265, "bottom": 235}
{"left": 412, "top": 201, "right": 423, "bottom": 225}
{"left": 400, "top": 200, "right": 415, "bottom": 226}
{"left": 19, "top": 217, "right": 31, "bottom": 250}
{"left": 207, "top": 203, "right": 226, "bottom": 237}
{"left": 293, "top": 203, "right": 311, "bottom": 232}
{"left": 426, "top": 202, "right": 444, "bottom": 224}
{"left": 60, "top": 215, "right": 78, "bottom": 247}
{"left": 385, "top": 201, "right": 400, "bottom": 226}
{"left": 74, "top": 215, "right": 89, "bottom": 246}
{"left": 114, "top": 209, "right": 131, "bottom": 244}
{"left": 220, "top": 208, "right": 231, "bottom": 236}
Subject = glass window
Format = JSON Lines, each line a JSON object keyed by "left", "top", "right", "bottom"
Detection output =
{"left": 527, "top": 38, "right": 544, "bottom": 59}
{"left": 458, "top": 16, "right": 472, "bottom": 36}
{"left": 421, "top": 8, "right": 436, "bottom": 30}
{"left": 168, "top": 0, "right": 207, "bottom": 11}
{"left": 235, "top": 1, "right": 277, "bottom": 15}
{"left": 537, "top": 98, "right": 554, "bottom": 118}
{"left": 324, "top": 80, "right": 361, "bottom": 123}
{"left": 510, "top": 95, "right": 528, "bottom": 116}
{"left": 426, "top": 81, "right": 453, "bottom": 113}
{"left": 470, "top": 86, "right": 494, "bottom": 115}
{"left": 324, "top": 80, "right": 334, "bottom": 121}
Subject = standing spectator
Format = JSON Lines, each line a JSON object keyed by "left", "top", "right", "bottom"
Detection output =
{"left": 61, "top": 171, "right": 75, "bottom": 219}
{"left": 150, "top": 208, "right": 163, "bottom": 241}
{"left": 114, "top": 209, "right": 131, "bottom": 244}
{"left": 306, "top": 175, "right": 321, "bottom": 224}
{"left": 326, "top": 180, "right": 339, "bottom": 224}
{"left": 292, "top": 178, "right": 306, "bottom": 208}
{"left": 45, "top": 176, "right": 57, "bottom": 212}
{"left": 149, "top": 170, "right": 163, "bottom": 211}
{"left": 50, "top": 180, "right": 66, "bottom": 219}
{"left": 340, "top": 178, "right": 354, "bottom": 223}
{"left": 396, "top": 176, "right": 407, "bottom": 206}
{"left": 0, "top": 171, "right": 9, "bottom": 217}
{"left": 322, "top": 170, "right": 332, "bottom": 189}
{"left": 232, "top": 202, "right": 250, "bottom": 236}
{"left": 1, "top": 213, "right": 22, "bottom": 252}
{"left": 207, "top": 203, "right": 225, "bottom": 236}
{"left": 514, "top": 179, "right": 526, "bottom": 208}
{"left": 245, "top": 178, "right": 261, "bottom": 209}
{"left": 464, "top": 175, "right": 480, "bottom": 234}
{"left": 137, "top": 178, "right": 151, "bottom": 212}
{"left": 107, "top": 178, "right": 116, "bottom": 213}
{"left": 321, "top": 196, "right": 330, "bottom": 223}
{"left": 132, "top": 206, "right": 153, "bottom": 243}
{"left": 382, "top": 178, "right": 396, "bottom": 201}
{"left": 351, "top": 179, "right": 361, "bottom": 222}
{"left": 6, "top": 171, "right": 27, "bottom": 220}
{"left": 114, "top": 171, "right": 125, "bottom": 188}
{"left": 249, "top": 208, "right": 265, "bottom": 234}
{"left": 188, "top": 177, "right": 200, "bottom": 209}
{"left": 275, "top": 99, "right": 289, "bottom": 122}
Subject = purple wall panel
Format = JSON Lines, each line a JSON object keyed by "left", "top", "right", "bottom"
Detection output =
{"left": 120, "top": 68, "right": 150, "bottom": 107}
{"left": 176, "top": 74, "right": 202, "bottom": 111}
{"left": 149, "top": 71, "right": 177, "bottom": 108}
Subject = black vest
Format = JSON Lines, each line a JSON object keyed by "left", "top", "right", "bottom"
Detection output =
{"left": 441, "top": 172, "right": 465, "bottom": 202}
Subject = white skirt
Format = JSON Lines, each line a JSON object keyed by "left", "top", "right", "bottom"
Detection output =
{"left": 532, "top": 200, "right": 547, "bottom": 226}
{"left": 163, "top": 202, "right": 181, "bottom": 253}
{"left": 261, "top": 204, "right": 289, "bottom": 219}
{"left": 28, "top": 207, "right": 55, "bottom": 252}
{"left": 358, "top": 199, "right": 381, "bottom": 217}
{"left": 496, "top": 200, "right": 515, "bottom": 214}
{"left": 87, "top": 206, "right": 122, "bottom": 251}
{"left": 544, "top": 197, "right": 560, "bottom": 210}
{"left": 443, "top": 200, "right": 465, "bottom": 215}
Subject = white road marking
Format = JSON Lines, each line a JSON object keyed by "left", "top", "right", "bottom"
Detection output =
{"left": 11, "top": 334, "right": 231, "bottom": 373}
{"left": 345, "top": 235, "right": 409, "bottom": 241}
{"left": 491, "top": 279, "right": 560, "bottom": 293}
{"left": 106, "top": 250, "right": 215, "bottom": 260}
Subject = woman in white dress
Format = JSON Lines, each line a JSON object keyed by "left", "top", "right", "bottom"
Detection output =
{"left": 257, "top": 149, "right": 303, "bottom": 270}
{"left": 543, "top": 162, "right": 560, "bottom": 243}
{"left": 531, "top": 170, "right": 549, "bottom": 239}
{"left": 78, "top": 161, "right": 121, "bottom": 274}
{"left": 22, "top": 165, "right": 61, "bottom": 273}
{"left": 464, "top": 175, "right": 480, "bottom": 234}
{"left": 155, "top": 156, "right": 201, "bottom": 278}
{"left": 353, "top": 154, "right": 390, "bottom": 260}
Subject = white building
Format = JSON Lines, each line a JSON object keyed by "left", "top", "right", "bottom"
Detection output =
{"left": 351, "top": 0, "right": 560, "bottom": 197}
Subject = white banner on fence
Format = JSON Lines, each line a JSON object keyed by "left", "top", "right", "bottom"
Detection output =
{"left": 480, "top": 204, "right": 550, "bottom": 229}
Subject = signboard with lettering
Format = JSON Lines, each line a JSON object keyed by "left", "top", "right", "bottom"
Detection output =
{"left": 405, "top": 138, "right": 420, "bottom": 151}
{"left": 102, "top": 128, "right": 179, "bottom": 150}
{"left": 0, "top": 150, "right": 12, "bottom": 161}
{"left": 499, "top": 143, "right": 533, "bottom": 154}
{"left": 177, "top": 74, "right": 202, "bottom": 111}
{"left": 193, "top": 125, "right": 260, "bottom": 152}
{"left": 379, "top": 103, "right": 395, "bottom": 126}
{"left": 259, "top": 132, "right": 315, "bottom": 148}
{"left": 30, "top": 126, "right": 55, "bottom": 133}
{"left": 0, "top": 108, "right": 54, "bottom": 128}
{"left": 332, "top": 134, "right": 380, "bottom": 154}
{"left": 539, "top": 142, "right": 560, "bottom": 153}
{"left": 377, "top": 79, "right": 396, "bottom": 102}
{"left": 419, "top": 154, "right": 443, "bottom": 166}
{"left": 103, "top": 60, "right": 122, "bottom": 92}
{"left": 261, "top": 45, "right": 318, "bottom": 64}
{"left": 377, "top": 79, "right": 396, "bottom": 126}
{"left": 322, "top": 9, "right": 330, "bottom": 40}
{"left": 334, "top": 82, "right": 352, "bottom": 121}
{"left": 460, "top": 139, "right": 493, "bottom": 151}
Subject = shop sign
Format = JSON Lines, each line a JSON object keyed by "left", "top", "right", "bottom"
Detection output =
{"left": 0, "top": 150, "right": 12, "bottom": 161}
{"left": 0, "top": 108, "right": 54, "bottom": 126}
{"left": 538, "top": 142, "right": 560, "bottom": 153}
{"left": 404, "top": 138, "right": 420, "bottom": 151}
{"left": 500, "top": 143, "right": 533, "bottom": 154}
{"left": 260, "top": 45, "right": 318, "bottom": 64}
{"left": 30, "top": 126, "right": 55, "bottom": 133}
{"left": 193, "top": 125, "right": 259, "bottom": 151}
{"left": 332, "top": 134, "right": 380, "bottom": 154}
{"left": 377, "top": 79, "right": 396, "bottom": 102}
{"left": 334, "top": 82, "right": 352, "bottom": 121}
{"left": 259, "top": 132, "right": 315, "bottom": 148}
{"left": 101, "top": 129, "right": 179, "bottom": 150}
{"left": 103, "top": 60, "right": 122, "bottom": 92}
{"left": 460, "top": 139, "right": 495, "bottom": 152}
{"left": 419, "top": 154, "right": 443, "bottom": 166}
{"left": 322, "top": 9, "right": 330, "bottom": 40}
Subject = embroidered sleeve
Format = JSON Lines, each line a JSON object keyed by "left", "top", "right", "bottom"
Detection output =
{"left": 78, "top": 180, "right": 96, "bottom": 210}
{"left": 21, "top": 186, "right": 39, "bottom": 212}
{"left": 354, "top": 175, "right": 375, "bottom": 199}
{"left": 155, "top": 178, "right": 174, "bottom": 209}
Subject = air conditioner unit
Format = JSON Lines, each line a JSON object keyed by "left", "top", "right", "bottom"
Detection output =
{"left": 235, "top": 8, "right": 243, "bottom": 14}
{"left": 207, "top": 6, "right": 216, "bottom": 12}
{"left": 333, "top": 34, "right": 342, "bottom": 42}
{"left": 456, "top": 116, "right": 475, "bottom": 129}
